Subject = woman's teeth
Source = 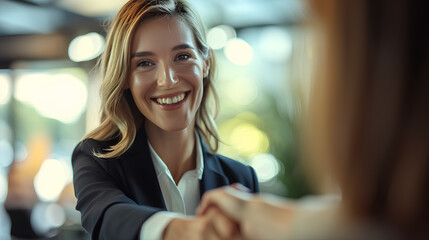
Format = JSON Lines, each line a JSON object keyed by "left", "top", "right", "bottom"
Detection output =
{"left": 156, "top": 93, "right": 186, "bottom": 105}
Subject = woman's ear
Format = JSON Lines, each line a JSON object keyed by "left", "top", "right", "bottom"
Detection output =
{"left": 203, "top": 59, "right": 210, "bottom": 78}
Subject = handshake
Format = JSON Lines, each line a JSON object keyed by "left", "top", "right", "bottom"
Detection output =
{"left": 163, "top": 184, "right": 296, "bottom": 240}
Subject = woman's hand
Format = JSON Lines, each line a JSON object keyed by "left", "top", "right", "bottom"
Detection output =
{"left": 163, "top": 206, "right": 241, "bottom": 240}
{"left": 196, "top": 184, "right": 296, "bottom": 240}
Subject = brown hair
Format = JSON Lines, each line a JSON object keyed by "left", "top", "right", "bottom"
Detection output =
{"left": 305, "top": 0, "right": 429, "bottom": 236}
{"left": 85, "top": 0, "right": 220, "bottom": 158}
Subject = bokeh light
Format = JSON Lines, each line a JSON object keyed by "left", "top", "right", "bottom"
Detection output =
{"left": 0, "top": 121, "right": 13, "bottom": 167}
{"left": 0, "top": 170, "right": 8, "bottom": 202}
{"left": 0, "top": 74, "right": 11, "bottom": 105}
{"left": 0, "top": 140, "right": 13, "bottom": 168}
{"left": 227, "top": 77, "right": 258, "bottom": 105}
{"left": 14, "top": 140, "right": 28, "bottom": 162}
{"left": 34, "top": 159, "right": 71, "bottom": 202}
{"left": 229, "top": 123, "right": 269, "bottom": 157}
{"left": 31, "top": 202, "right": 66, "bottom": 236}
{"left": 68, "top": 32, "right": 105, "bottom": 62}
{"left": 250, "top": 153, "right": 280, "bottom": 182}
{"left": 224, "top": 38, "right": 253, "bottom": 66}
{"left": 14, "top": 72, "right": 87, "bottom": 123}
{"left": 207, "top": 25, "right": 236, "bottom": 50}
{"left": 259, "top": 27, "right": 292, "bottom": 62}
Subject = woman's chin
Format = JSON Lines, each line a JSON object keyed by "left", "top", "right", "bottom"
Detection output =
{"left": 161, "top": 124, "right": 192, "bottom": 133}
{"left": 156, "top": 120, "right": 194, "bottom": 133}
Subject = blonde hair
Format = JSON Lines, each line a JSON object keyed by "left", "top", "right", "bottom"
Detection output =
{"left": 85, "top": 0, "right": 220, "bottom": 158}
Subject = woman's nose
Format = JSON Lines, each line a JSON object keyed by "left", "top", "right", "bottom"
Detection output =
{"left": 157, "top": 65, "right": 178, "bottom": 88}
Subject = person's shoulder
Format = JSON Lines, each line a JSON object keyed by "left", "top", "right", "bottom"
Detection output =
{"left": 72, "top": 137, "right": 119, "bottom": 162}
{"left": 212, "top": 154, "right": 255, "bottom": 175}
{"left": 212, "top": 153, "right": 259, "bottom": 191}
{"left": 74, "top": 138, "right": 111, "bottom": 155}
{"left": 212, "top": 153, "right": 249, "bottom": 170}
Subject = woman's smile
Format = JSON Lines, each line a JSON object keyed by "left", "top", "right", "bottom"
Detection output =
{"left": 152, "top": 90, "right": 188, "bottom": 105}
{"left": 151, "top": 91, "right": 191, "bottom": 110}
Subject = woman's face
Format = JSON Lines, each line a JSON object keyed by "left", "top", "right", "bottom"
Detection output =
{"left": 129, "top": 16, "right": 208, "bottom": 132}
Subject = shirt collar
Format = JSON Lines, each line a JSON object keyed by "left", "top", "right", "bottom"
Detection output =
{"left": 148, "top": 130, "right": 204, "bottom": 180}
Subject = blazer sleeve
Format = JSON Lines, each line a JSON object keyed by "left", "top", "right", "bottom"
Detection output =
{"left": 72, "top": 140, "right": 160, "bottom": 240}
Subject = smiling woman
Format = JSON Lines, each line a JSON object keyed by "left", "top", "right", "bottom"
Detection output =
{"left": 71, "top": 1, "right": 259, "bottom": 240}
{"left": 129, "top": 16, "right": 207, "bottom": 134}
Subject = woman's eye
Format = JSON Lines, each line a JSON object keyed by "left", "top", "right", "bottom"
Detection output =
{"left": 176, "top": 54, "right": 191, "bottom": 61}
{"left": 137, "top": 61, "right": 153, "bottom": 67}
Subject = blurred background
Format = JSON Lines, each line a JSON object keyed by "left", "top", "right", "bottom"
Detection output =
{"left": 0, "top": 0, "right": 314, "bottom": 239}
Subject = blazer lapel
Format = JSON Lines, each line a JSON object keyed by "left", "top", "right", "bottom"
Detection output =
{"left": 199, "top": 138, "right": 229, "bottom": 197}
{"left": 120, "top": 127, "right": 167, "bottom": 209}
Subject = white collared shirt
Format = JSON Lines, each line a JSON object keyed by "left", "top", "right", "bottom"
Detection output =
{"left": 140, "top": 131, "right": 204, "bottom": 240}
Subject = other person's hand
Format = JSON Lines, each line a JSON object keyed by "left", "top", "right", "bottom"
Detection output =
{"left": 196, "top": 184, "right": 296, "bottom": 240}
{"left": 163, "top": 206, "right": 241, "bottom": 240}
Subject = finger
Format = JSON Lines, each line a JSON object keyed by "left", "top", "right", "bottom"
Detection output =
{"left": 196, "top": 187, "right": 224, "bottom": 215}
{"left": 203, "top": 223, "right": 221, "bottom": 240}
{"left": 196, "top": 187, "right": 235, "bottom": 216}
{"left": 230, "top": 183, "right": 250, "bottom": 192}
{"left": 205, "top": 206, "right": 240, "bottom": 239}
{"left": 200, "top": 223, "right": 219, "bottom": 240}
{"left": 197, "top": 186, "right": 252, "bottom": 222}
{"left": 197, "top": 187, "right": 244, "bottom": 217}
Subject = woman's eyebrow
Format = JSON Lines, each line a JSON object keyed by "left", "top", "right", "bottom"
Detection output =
{"left": 131, "top": 44, "right": 194, "bottom": 58}
{"left": 132, "top": 51, "right": 153, "bottom": 58}
{"left": 172, "top": 43, "right": 194, "bottom": 51}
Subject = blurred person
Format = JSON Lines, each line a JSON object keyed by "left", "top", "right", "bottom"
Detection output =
{"left": 197, "top": 0, "right": 429, "bottom": 239}
{"left": 71, "top": 0, "right": 258, "bottom": 239}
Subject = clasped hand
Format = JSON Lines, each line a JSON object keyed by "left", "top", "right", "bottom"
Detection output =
{"left": 163, "top": 184, "right": 295, "bottom": 240}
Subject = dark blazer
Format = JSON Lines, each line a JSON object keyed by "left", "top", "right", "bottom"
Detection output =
{"left": 72, "top": 128, "right": 259, "bottom": 240}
